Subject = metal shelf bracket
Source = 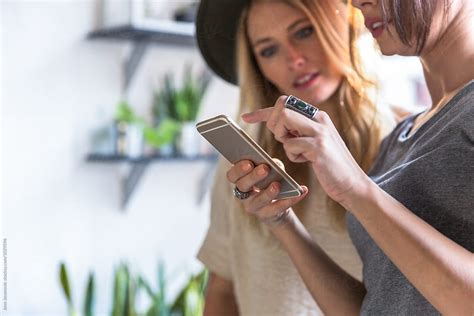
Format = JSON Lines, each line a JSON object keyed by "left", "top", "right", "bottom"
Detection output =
{"left": 120, "top": 161, "right": 149, "bottom": 209}
{"left": 123, "top": 41, "right": 149, "bottom": 90}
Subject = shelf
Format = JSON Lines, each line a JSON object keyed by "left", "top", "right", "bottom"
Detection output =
{"left": 87, "top": 152, "right": 218, "bottom": 209}
{"left": 87, "top": 24, "right": 196, "bottom": 90}
{"left": 87, "top": 153, "right": 216, "bottom": 163}
{"left": 87, "top": 25, "right": 196, "bottom": 47}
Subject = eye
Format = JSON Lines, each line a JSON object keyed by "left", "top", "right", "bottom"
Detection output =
{"left": 295, "top": 26, "right": 314, "bottom": 39}
{"left": 259, "top": 45, "right": 278, "bottom": 58}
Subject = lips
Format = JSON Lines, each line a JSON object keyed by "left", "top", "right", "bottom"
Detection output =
{"left": 293, "top": 72, "right": 319, "bottom": 89}
{"left": 364, "top": 17, "right": 387, "bottom": 38}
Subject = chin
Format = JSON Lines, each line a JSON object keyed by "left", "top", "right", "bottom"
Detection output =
{"left": 306, "top": 91, "right": 332, "bottom": 105}
{"left": 379, "top": 44, "right": 415, "bottom": 57}
{"left": 312, "top": 83, "right": 340, "bottom": 105}
{"left": 379, "top": 45, "right": 399, "bottom": 56}
{"left": 377, "top": 31, "right": 415, "bottom": 56}
{"left": 291, "top": 81, "right": 340, "bottom": 105}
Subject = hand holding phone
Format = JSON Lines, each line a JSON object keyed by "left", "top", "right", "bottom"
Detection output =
{"left": 196, "top": 115, "right": 303, "bottom": 199}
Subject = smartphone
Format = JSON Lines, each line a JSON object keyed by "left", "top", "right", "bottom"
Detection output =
{"left": 196, "top": 115, "right": 303, "bottom": 199}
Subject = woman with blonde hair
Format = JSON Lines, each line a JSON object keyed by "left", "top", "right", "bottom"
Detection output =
{"left": 196, "top": 0, "right": 394, "bottom": 314}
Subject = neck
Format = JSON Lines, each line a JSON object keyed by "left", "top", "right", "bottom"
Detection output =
{"left": 420, "top": 0, "right": 474, "bottom": 109}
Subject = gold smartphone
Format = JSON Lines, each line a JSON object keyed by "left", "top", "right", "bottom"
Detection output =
{"left": 196, "top": 115, "right": 303, "bottom": 199}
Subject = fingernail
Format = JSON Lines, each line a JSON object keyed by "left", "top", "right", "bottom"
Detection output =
{"left": 243, "top": 163, "right": 252, "bottom": 171}
{"left": 257, "top": 165, "right": 269, "bottom": 176}
{"left": 241, "top": 113, "right": 252, "bottom": 120}
{"left": 271, "top": 183, "right": 280, "bottom": 192}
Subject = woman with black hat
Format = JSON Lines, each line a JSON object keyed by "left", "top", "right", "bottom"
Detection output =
{"left": 196, "top": 0, "right": 394, "bottom": 315}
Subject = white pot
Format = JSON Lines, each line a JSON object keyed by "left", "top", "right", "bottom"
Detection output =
{"left": 126, "top": 124, "right": 144, "bottom": 158}
{"left": 177, "top": 122, "right": 200, "bottom": 157}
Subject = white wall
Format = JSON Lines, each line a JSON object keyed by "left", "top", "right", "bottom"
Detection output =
{"left": 1, "top": 1, "right": 239, "bottom": 315}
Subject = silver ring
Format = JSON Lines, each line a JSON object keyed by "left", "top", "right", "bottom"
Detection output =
{"left": 284, "top": 95, "right": 319, "bottom": 119}
{"left": 233, "top": 186, "right": 251, "bottom": 200}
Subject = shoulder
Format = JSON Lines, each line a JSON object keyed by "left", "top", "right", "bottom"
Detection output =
{"left": 440, "top": 81, "right": 474, "bottom": 143}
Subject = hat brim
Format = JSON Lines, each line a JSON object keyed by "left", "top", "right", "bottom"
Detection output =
{"left": 196, "top": 0, "right": 249, "bottom": 85}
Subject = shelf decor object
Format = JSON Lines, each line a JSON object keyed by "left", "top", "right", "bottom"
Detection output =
{"left": 89, "top": 0, "right": 197, "bottom": 90}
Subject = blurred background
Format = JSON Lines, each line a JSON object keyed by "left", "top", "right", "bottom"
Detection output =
{"left": 1, "top": 0, "right": 429, "bottom": 315}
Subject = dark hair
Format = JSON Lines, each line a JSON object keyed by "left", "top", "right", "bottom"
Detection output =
{"left": 381, "top": 0, "right": 448, "bottom": 54}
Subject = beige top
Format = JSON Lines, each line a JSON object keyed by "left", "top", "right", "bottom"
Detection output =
{"left": 197, "top": 158, "right": 363, "bottom": 316}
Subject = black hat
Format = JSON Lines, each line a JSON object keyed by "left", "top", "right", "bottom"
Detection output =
{"left": 196, "top": 0, "right": 250, "bottom": 85}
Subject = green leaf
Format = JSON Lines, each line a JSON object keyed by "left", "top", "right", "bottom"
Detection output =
{"left": 112, "top": 264, "right": 128, "bottom": 316}
{"left": 126, "top": 272, "right": 138, "bottom": 316}
{"left": 83, "top": 272, "right": 95, "bottom": 316}
{"left": 153, "top": 66, "right": 211, "bottom": 124}
{"left": 170, "top": 270, "right": 208, "bottom": 316}
{"left": 143, "top": 119, "right": 179, "bottom": 148}
{"left": 115, "top": 101, "right": 136, "bottom": 123}
{"left": 137, "top": 275, "right": 155, "bottom": 298}
{"left": 157, "top": 262, "right": 166, "bottom": 307}
{"left": 59, "top": 263, "right": 73, "bottom": 305}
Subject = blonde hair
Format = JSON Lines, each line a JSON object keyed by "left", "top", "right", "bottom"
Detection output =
{"left": 234, "top": 0, "right": 389, "bottom": 236}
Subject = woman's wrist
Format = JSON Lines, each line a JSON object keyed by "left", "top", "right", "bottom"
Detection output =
{"left": 340, "top": 174, "right": 378, "bottom": 215}
{"left": 267, "top": 208, "right": 298, "bottom": 234}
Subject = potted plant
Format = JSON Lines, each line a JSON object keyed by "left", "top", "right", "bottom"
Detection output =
{"left": 59, "top": 261, "right": 208, "bottom": 316}
{"left": 116, "top": 101, "right": 180, "bottom": 158}
{"left": 143, "top": 119, "right": 180, "bottom": 157}
{"left": 114, "top": 101, "right": 145, "bottom": 158}
{"left": 153, "top": 65, "right": 211, "bottom": 157}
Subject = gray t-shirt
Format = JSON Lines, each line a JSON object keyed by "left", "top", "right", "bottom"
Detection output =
{"left": 347, "top": 80, "right": 473, "bottom": 315}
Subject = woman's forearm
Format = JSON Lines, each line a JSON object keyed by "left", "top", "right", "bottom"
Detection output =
{"left": 346, "top": 180, "right": 474, "bottom": 315}
{"left": 203, "top": 272, "right": 239, "bottom": 316}
{"left": 271, "top": 211, "right": 366, "bottom": 315}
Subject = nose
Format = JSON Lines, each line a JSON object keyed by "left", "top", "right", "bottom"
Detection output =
{"left": 352, "top": 0, "right": 376, "bottom": 10}
{"left": 286, "top": 45, "right": 306, "bottom": 70}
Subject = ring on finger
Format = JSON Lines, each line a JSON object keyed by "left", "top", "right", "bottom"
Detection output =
{"left": 285, "top": 95, "right": 319, "bottom": 119}
{"left": 233, "top": 186, "right": 252, "bottom": 200}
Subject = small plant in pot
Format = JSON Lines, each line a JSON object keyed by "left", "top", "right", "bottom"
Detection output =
{"left": 115, "top": 101, "right": 146, "bottom": 158}
{"left": 143, "top": 119, "right": 180, "bottom": 157}
{"left": 153, "top": 65, "right": 211, "bottom": 157}
{"left": 115, "top": 100, "right": 180, "bottom": 158}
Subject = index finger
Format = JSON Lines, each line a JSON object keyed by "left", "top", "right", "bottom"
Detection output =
{"left": 241, "top": 95, "right": 288, "bottom": 123}
{"left": 241, "top": 107, "right": 274, "bottom": 123}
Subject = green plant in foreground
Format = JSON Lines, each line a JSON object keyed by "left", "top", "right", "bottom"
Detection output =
{"left": 137, "top": 262, "right": 170, "bottom": 316}
{"left": 111, "top": 263, "right": 138, "bottom": 316}
{"left": 170, "top": 270, "right": 208, "bottom": 316}
{"left": 59, "top": 262, "right": 95, "bottom": 316}
{"left": 59, "top": 261, "right": 208, "bottom": 316}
